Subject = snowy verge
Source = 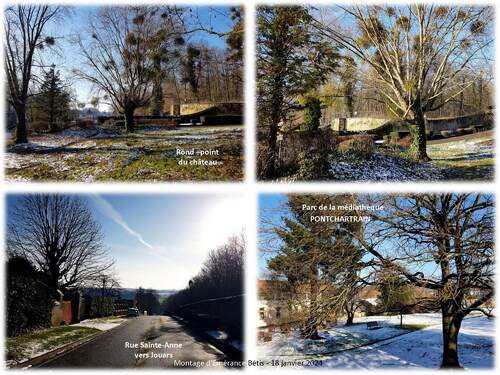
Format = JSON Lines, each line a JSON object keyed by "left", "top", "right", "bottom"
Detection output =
{"left": 74, "top": 316, "right": 127, "bottom": 331}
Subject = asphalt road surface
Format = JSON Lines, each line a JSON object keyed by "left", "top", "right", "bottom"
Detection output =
{"left": 41, "top": 316, "right": 230, "bottom": 369}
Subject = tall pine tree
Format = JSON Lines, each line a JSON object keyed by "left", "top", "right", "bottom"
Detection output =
{"left": 257, "top": 6, "right": 340, "bottom": 179}
{"left": 30, "top": 67, "right": 71, "bottom": 132}
{"left": 268, "top": 194, "right": 365, "bottom": 339}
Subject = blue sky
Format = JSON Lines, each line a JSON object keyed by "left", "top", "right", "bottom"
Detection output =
{"left": 257, "top": 193, "right": 482, "bottom": 282}
{"left": 39, "top": 5, "right": 236, "bottom": 109}
{"left": 258, "top": 194, "right": 287, "bottom": 278}
{"left": 7, "top": 193, "right": 247, "bottom": 290}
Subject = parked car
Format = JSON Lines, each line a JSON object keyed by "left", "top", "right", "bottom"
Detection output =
{"left": 127, "top": 308, "right": 140, "bottom": 317}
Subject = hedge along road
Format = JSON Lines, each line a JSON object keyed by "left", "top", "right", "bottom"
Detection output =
{"left": 40, "top": 316, "right": 229, "bottom": 369}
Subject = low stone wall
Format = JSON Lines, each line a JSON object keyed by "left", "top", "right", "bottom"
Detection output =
{"left": 327, "top": 112, "right": 493, "bottom": 135}
{"left": 426, "top": 112, "right": 493, "bottom": 135}
{"left": 180, "top": 102, "right": 244, "bottom": 116}
{"left": 331, "top": 117, "right": 389, "bottom": 132}
{"left": 180, "top": 103, "right": 214, "bottom": 115}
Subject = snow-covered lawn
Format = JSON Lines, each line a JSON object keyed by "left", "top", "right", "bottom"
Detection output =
{"left": 6, "top": 326, "right": 100, "bottom": 367}
{"left": 5, "top": 125, "right": 243, "bottom": 182}
{"left": 329, "top": 152, "right": 443, "bottom": 181}
{"left": 326, "top": 132, "right": 494, "bottom": 182}
{"left": 259, "top": 313, "right": 494, "bottom": 369}
{"left": 428, "top": 134, "right": 494, "bottom": 163}
{"left": 74, "top": 316, "right": 127, "bottom": 331}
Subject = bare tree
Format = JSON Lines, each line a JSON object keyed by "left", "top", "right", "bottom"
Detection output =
{"left": 88, "top": 270, "right": 121, "bottom": 317}
{"left": 353, "top": 193, "right": 494, "bottom": 368}
{"left": 74, "top": 6, "right": 184, "bottom": 132}
{"left": 316, "top": 5, "right": 493, "bottom": 161}
{"left": 7, "top": 195, "right": 114, "bottom": 297}
{"left": 4, "top": 5, "right": 63, "bottom": 143}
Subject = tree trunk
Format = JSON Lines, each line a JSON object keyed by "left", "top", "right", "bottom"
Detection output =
{"left": 124, "top": 107, "right": 135, "bottom": 133}
{"left": 441, "top": 310, "right": 463, "bottom": 368}
{"left": 345, "top": 311, "right": 354, "bottom": 326}
{"left": 412, "top": 106, "right": 430, "bottom": 162}
{"left": 304, "top": 244, "right": 321, "bottom": 340}
{"left": 260, "top": 72, "right": 285, "bottom": 180}
{"left": 261, "top": 100, "right": 280, "bottom": 179}
{"left": 14, "top": 104, "right": 28, "bottom": 144}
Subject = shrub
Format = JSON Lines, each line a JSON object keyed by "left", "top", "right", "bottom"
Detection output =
{"left": 301, "top": 96, "right": 322, "bottom": 132}
{"left": 74, "top": 119, "right": 95, "bottom": 128}
{"left": 30, "top": 120, "right": 50, "bottom": 133}
{"left": 390, "top": 131, "right": 400, "bottom": 142}
{"left": 276, "top": 128, "right": 337, "bottom": 173}
{"left": 396, "top": 135, "right": 412, "bottom": 148}
{"left": 337, "top": 135, "right": 374, "bottom": 156}
{"left": 297, "top": 151, "right": 329, "bottom": 180}
{"left": 7, "top": 257, "right": 53, "bottom": 337}
{"left": 101, "top": 119, "right": 115, "bottom": 128}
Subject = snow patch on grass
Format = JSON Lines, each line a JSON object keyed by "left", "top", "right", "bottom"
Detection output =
{"left": 6, "top": 326, "right": 100, "bottom": 367}
{"left": 329, "top": 152, "right": 443, "bottom": 181}
{"left": 259, "top": 313, "right": 493, "bottom": 369}
{"left": 74, "top": 317, "right": 127, "bottom": 331}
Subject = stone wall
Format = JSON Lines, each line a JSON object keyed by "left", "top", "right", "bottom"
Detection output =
{"left": 180, "top": 103, "right": 214, "bottom": 115}
{"left": 327, "top": 112, "right": 493, "bottom": 135}
{"left": 330, "top": 117, "right": 389, "bottom": 132}
{"left": 179, "top": 102, "right": 244, "bottom": 116}
{"left": 426, "top": 112, "right": 493, "bottom": 135}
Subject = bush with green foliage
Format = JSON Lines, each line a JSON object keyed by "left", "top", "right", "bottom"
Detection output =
{"left": 301, "top": 96, "right": 322, "bottom": 132}
{"left": 297, "top": 151, "right": 329, "bottom": 180}
{"left": 337, "top": 135, "right": 374, "bottom": 156}
{"left": 7, "top": 257, "right": 53, "bottom": 337}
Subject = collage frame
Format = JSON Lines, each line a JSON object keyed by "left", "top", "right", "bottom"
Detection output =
{"left": 1, "top": 0, "right": 498, "bottom": 373}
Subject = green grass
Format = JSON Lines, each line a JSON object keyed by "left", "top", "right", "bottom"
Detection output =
{"left": 427, "top": 137, "right": 494, "bottom": 180}
{"left": 7, "top": 326, "right": 100, "bottom": 364}
{"left": 6, "top": 126, "right": 243, "bottom": 182}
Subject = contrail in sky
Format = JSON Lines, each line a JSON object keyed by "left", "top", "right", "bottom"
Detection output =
{"left": 91, "top": 195, "right": 154, "bottom": 249}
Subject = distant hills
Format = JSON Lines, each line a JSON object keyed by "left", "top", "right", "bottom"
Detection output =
{"left": 84, "top": 287, "right": 177, "bottom": 301}
{"left": 77, "top": 107, "right": 111, "bottom": 118}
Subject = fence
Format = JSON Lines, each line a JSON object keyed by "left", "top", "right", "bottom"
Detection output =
{"left": 174, "top": 294, "right": 244, "bottom": 340}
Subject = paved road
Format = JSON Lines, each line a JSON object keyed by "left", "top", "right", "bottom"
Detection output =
{"left": 41, "top": 316, "right": 229, "bottom": 369}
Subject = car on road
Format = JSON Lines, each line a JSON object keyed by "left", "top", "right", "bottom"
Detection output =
{"left": 127, "top": 308, "right": 140, "bottom": 317}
